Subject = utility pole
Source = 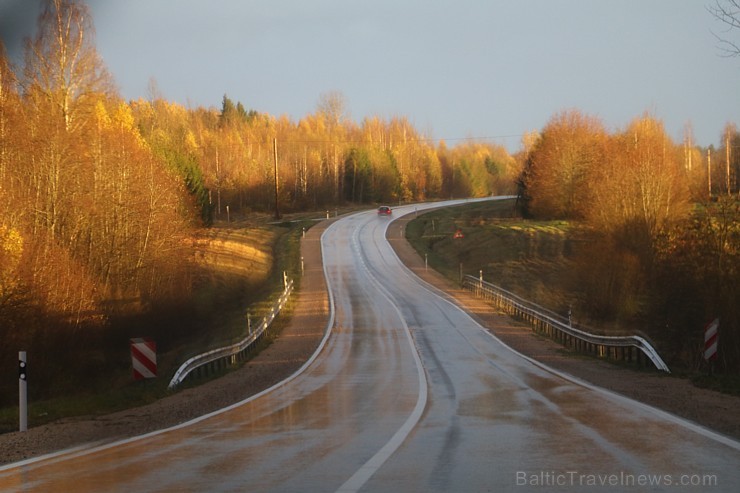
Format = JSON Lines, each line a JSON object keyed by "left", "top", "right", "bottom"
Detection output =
{"left": 708, "top": 149, "right": 712, "bottom": 198}
{"left": 273, "top": 138, "right": 281, "bottom": 220}
{"left": 216, "top": 148, "right": 221, "bottom": 216}
{"left": 727, "top": 131, "right": 732, "bottom": 196}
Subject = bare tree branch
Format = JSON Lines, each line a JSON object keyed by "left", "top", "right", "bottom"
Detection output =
{"left": 708, "top": 0, "right": 740, "bottom": 57}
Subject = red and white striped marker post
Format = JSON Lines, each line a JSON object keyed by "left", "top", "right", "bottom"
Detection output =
{"left": 130, "top": 338, "right": 157, "bottom": 380}
{"left": 703, "top": 318, "right": 719, "bottom": 363}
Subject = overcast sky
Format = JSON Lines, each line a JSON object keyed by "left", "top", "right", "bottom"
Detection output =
{"left": 1, "top": 0, "right": 738, "bottom": 151}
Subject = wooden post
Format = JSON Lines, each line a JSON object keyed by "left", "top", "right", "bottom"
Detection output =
{"left": 216, "top": 148, "right": 221, "bottom": 216}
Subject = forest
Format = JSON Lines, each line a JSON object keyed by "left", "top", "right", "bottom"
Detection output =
{"left": 518, "top": 110, "right": 739, "bottom": 374}
{"left": 0, "top": 0, "right": 518, "bottom": 405}
{"left": 0, "top": 0, "right": 737, "bottom": 413}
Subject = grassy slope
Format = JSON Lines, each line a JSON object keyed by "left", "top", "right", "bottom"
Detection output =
{"left": 406, "top": 199, "right": 582, "bottom": 319}
{"left": 406, "top": 199, "right": 740, "bottom": 395}
{"left": 0, "top": 214, "right": 315, "bottom": 433}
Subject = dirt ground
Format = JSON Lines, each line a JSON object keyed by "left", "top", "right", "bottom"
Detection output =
{"left": 1, "top": 215, "right": 739, "bottom": 466}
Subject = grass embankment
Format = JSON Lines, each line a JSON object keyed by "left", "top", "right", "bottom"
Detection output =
{"left": 405, "top": 199, "right": 740, "bottom": 394}
{"left": 406, "top": 198, "right": 583, "bottom": 321}
{"left": 0, "top": 214, "right": 317, "bottom": 433}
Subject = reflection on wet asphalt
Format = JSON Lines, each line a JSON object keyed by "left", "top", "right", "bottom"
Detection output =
{"left": 1, "top": 198, "right": 738, "bottom": 492}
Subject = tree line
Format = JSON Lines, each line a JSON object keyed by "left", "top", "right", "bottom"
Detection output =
{"left": 518, "top": 109, "right": 739, "bottom": 372}
{"left": 1, "top": 0, "right": 735, "bottom": 394}
{"left": 137, "top": 89, "right": 519, "bottom": 221}
{"left": 0, "top": 0, "right": 196, "bottom": 334}
{"left": 0, "top": 0, "right": 518, "bottom": 380}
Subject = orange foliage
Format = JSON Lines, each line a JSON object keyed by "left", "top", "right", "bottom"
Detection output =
{"left": 522, "top": 109, "right": 607, "bottom": 219}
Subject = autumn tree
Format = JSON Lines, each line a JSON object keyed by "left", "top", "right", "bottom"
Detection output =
{"left": 131, "top": 90, "right": 516, "bottom": 215}
{"left": 23, "top": 0, "right": 113, "bottom": 132}
{"left": 19, "top": 0, "right": 114, "bottom": 247}
{"left": 12, "top": 0, "right": 116, "bottom": 319}
{"left": 0, "top": 42, "right": 16, "bottom": 178}
{"left": 588, "top": 115, "right": 690, "bottom": 252}
{"left": 343, "top": 148, "right": 373, "bottom": 203}
{"left": 132, "top": 98, "right": 213, "bottom": 223}
{"left": 0, "top": 43, "right": 25, "bottom": 315}
{"left": 520, "top": 110, "right": 607, "bottom": 219}
{"left": 443, "top": 141, "right": 519, "bottom": 198}
{"left": 87, "top": 99, "right": 195, "bottom": 303}
{"left": 293, "top": 114, "right": 331, "bottom": 206}
{"left": 682, "top": 121, "right": 709, "bottom": 200}
{"left": 0, "top": 42, "right": 21, "bottom": 214}
{"left": 6, "top": 0, "right": 197, "bottom": 320}
{"left": 573, "top": 116, "right": 690, "bottom": 324}
{"left": 356, "top": 116, "right": 399, "bottom": 202}
{"left": 652, "top": 197, "right": 740, "bottom": 370}
{"left": 518, "top": 111, "right": 695, "bottom": 330}
{"left": 316, "top": 91, "right": 349, "bottom": 201}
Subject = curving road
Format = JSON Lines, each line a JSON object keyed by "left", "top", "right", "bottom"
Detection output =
{"left": 1, "top": 198, "right": 739, "bottom": 492}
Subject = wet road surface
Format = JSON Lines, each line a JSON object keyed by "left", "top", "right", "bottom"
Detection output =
{"left": 1, "top": 198, "right": 739, "bottom": 492}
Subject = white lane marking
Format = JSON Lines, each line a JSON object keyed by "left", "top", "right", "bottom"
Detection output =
{"left": 0, "top": 221, "right": 343, "bottom": 473}
{"left": 386, "top": 201, "right": 740, "bottom": 453}
{"left": 335, "top": 212, "right": 429, "bottom": 493}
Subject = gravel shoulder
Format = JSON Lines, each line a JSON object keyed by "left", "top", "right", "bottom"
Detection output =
{"left": 2, "top": 213, "right": 739, "bottom": 465}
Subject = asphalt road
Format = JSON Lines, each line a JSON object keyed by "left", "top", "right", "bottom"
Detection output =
{"left": 1, "top": 198, "right": 739, "bottom": 492}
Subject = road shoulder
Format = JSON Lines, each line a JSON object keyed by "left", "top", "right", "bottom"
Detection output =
{"left": 389, "top": 213, "right": 740, "bottom": 442}
{"left": 1, "top": 211, "right": 738, "bottom": 466}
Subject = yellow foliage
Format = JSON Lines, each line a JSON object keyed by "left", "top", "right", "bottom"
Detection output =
{"left": 113, "top": 101, "right": 135, "bottom": 130}
{"left": 0, "top": 225, "right": 22, "bottom": 259}
{"left": 94, "top": 100, "right": 110, "bottom": 127}
{"left": 0, "top": 225, "right": 23, "bottom": 299}
{"left": 130, "top": 98, "right": 154, "bottom": 120}
{"left": 112, "top": 101, "right": 146, "bottom": 147}
{"left": 184, "top": 130, "right": 199, "bottom": 155}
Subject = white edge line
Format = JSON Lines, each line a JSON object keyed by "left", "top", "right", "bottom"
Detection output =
{"left": 388, "top": 199, "right": 740, "bottom": 453}
{"left": 480, "top": 328, "right": 740, "bottom": 453}
{"left": 0, "top": 222, "right": 341, "bottom": 473}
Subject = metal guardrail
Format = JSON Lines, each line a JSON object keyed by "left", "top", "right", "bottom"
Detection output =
{"left": 168, "top": 278, "right": 294, "bottom": 389}
{"left": 462, "top": 275, "right": 670, "bottom": 372}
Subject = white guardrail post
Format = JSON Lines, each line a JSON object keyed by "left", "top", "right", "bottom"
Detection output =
{"left": 462, "top": 275, "right": 670, "bottom": 373}
{"left": 168, "top": 279, "right": 294, "bottom": 389}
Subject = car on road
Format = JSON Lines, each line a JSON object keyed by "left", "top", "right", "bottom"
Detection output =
{"left": 377, "top": 206, "right": 392, "bottom": 215}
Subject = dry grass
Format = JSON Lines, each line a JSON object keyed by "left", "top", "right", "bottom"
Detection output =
{"left": 195, "top": 228, "right": 274, "bottom": 282}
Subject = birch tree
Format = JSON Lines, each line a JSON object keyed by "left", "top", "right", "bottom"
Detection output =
{"left": 588, "top": 115, "right": 690, "bottom": 251}
{"left": 23, "top": 0, "right": 113, "bottom": 132}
